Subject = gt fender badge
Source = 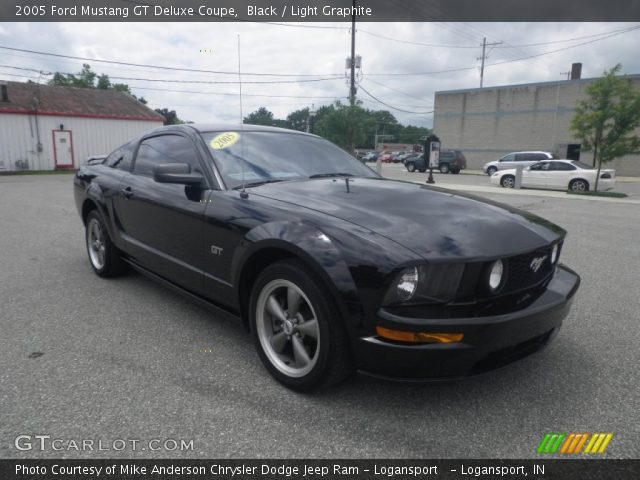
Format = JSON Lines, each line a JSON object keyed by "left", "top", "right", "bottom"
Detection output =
{"left": 210, "top": 245, "right": 223, "bottom": 255}
{"left": 530, "top": 255, "right": 548, "bottom": 273}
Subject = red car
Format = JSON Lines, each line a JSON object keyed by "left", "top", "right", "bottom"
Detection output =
{"left": 378, "top": 151, "right": 393, "bottom": 163}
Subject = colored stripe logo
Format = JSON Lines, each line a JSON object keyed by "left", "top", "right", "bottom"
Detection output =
{"left": 537, "top": 433, "right": 613, "bottom": 454}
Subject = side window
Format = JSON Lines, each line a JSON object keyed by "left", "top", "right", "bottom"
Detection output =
{"left": 517, "top": 153, "right": 537, "bottom": 161}
{"left": 529, "top": 162, "right": 544, "bottom": 171}
{"left": 532, "top": 153, "right": 548, "bottom": 161}
{"left": 551, "top": 162, "right": 576, "bottom": 171}
{"left": 501, "top": 154, "right": 516, "bottom": 162}
{"left": 133, "top": 135, "right": 201, "bottom": 177}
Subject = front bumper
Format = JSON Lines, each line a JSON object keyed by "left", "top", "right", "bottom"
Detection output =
{"left": 354, "top": 265, "right": 580, "bottom": 380}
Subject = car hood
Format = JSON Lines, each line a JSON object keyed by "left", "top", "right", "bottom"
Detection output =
{"left": 250, "top": 178, "right": 565, "bottom": 261}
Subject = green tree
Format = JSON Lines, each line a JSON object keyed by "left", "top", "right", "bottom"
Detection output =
{"left": 315, "top": 102, "right": 375, "bottom": 152}
{"left": 154, "top": 108, "right": 186, "bottom": 125}
{"left": 244, "top": 107, "right": 276, "bottom": 126}
{"left": 286, "top": 108, "right": 310, "bottom": 132}
{"left": 48, "top": 64, "right": 149, "bottom": 104}
{"left": 571, "top": 64, "right": 640, "bottom": 190}
{"left": 49, "top": 63, "right": 97, "bottom": 88}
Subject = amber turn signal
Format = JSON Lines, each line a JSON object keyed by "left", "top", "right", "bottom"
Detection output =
{"left": 376, "top": 326, "right": 464, "bottom": 344}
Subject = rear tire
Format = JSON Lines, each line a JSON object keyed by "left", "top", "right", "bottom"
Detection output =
{"left": 406, "top": 162, "right": 416, "bottom": 172}
{"left": 569, "top": 179, "right": 589, "bottom": 192}
{"left": 439, "top": 163, "right": 450, "bottom": 174}
{"left": 500, "top": 175, "right": 515, "bottom": 188}
{"left": 451, "top": 168, "right": 460, "bottom": 174}
{"left": 250, "top": 259, "right": 353, "bottom": 391}
{"left": 85, "top": 210, "right": 126, "bottom": 277}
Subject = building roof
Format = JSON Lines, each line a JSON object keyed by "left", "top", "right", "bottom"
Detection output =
{"left": 0, "top": 81, "right": 165, "bottom": 122}
{"left": 435, "top": 73, "right": 640, "bottom": 96}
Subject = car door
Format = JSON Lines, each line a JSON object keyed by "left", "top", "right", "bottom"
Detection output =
{"left": 498, "top": 153, "right": 516, "bottom": 170}
{"left": 522, "top": 161, "right": 549, "bottom": 188}
{"left": 115, "top": 133, "right": 210, "bottom": 295}
{"left": 545, "top": 161, "right": 576, "bottom": 190}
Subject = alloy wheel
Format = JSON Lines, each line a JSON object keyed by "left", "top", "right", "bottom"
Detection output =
{"left": 255, "top": 279, "right": 320, "bottom": 378}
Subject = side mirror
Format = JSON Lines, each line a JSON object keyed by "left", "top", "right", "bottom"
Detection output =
{"left": 153, "top": 163, "right": 203, "bottom": 186}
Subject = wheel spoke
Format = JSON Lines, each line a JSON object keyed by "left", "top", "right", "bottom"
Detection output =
{"left": 297, "top": 318, "right": 318, "bottom": 338}
{"left": 270, "top": 331, "right": 288, "bottom": 353}
{"left": 266, "top": 295, "right": 287, "bottom": 322}
{"left": 92, "top": 222, "right": 101, "bottom": 241}
{"left": 287, "top": 287, "right": 303, "bottom": 317}
{"left": 291, "top": 335, "right": 311, "bottom": 367}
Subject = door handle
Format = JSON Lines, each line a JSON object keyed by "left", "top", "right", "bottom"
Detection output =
{"left": 121, "top": 186, "right": 133, "bottom": 198}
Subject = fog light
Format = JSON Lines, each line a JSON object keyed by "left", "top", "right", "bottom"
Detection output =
{"left": 488, "top": 259, "right": 504, "bottom": 292}
{"left": 376, "top": 326, "right": 464, "bottom": 344}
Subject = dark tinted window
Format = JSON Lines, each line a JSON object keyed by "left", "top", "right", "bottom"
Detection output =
{"left": 439, "top": 151, "right": 454, "bottom": 159}
{"left": 550, "top": 161, "right": 576, "bottom": 171}
{"left": 133, "top": 135, "right": 200, "bottom": 177}
{"left": 529, "top": 162, "right": 551, "bottom": 171}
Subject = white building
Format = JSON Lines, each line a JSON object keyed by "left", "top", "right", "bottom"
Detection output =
{"left": 0, "top": 81, "right": 164, "bottom": 172}
{"left": 433, "top": 72, "right": 640, "bottom": 176}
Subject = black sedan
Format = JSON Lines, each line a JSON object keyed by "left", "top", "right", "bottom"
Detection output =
{"left": 74, "top": 124, "right": 580, "bottom": 391}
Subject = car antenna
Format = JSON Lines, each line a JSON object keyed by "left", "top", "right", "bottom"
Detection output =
{"left": 238, "top": 34, "right": 248, "bottom": 199}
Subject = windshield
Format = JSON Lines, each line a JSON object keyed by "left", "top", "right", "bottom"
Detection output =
{"left": 201, "top": 130, "right": 378, "bottom": 189}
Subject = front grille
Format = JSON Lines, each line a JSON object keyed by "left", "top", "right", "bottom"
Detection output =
{"left": 504, "top": 246, "right": 554, "bottom": 293}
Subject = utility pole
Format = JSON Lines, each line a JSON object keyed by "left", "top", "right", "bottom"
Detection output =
{"left": 478, "top": 37, "right": 502, "bottom": 88}
{"left": 349, "top": 0, "right": 357, "bottom": 106}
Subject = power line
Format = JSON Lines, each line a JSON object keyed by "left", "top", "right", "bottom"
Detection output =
{"left": 0, "top": 64, "right": 342, "bottom": 85}
{"left": 363, "top": 26, "right": 640, "bottom": 77}
{"left": 0, "top": 44, "right": 343, "bottom": 78}
{"left": 359, "top": 83, "right": 433, "bottom": 115}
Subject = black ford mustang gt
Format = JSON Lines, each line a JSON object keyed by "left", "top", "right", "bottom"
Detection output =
{"left": 74, "top": 124, "right": 580, "bottom": 391}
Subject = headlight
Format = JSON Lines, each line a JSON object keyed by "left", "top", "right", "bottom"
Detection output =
{"left": 551, "top": 244, "right": 559, "bottom": 264}
{"left": 383, "top": 264, "right": 464, "bottom": 305}
{"left": 488, "top": 259, "right": 505, "bottom": 293}
{"left": 395, "top": 267, "right": 419, "bottom": 301}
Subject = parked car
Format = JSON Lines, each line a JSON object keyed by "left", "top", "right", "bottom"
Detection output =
{"left": 390, "top": 151, "right": 407, "bottom": 163}
{"left": 74, "top": 124, "right": 580, "bottom": 391}
{"left": 483, "top": 151, "right": 555, "bottom": 176}
{"left": 404, "top": 149, "right": 467, "bottom": 174}
{"left": 362, "top": 151, "right": 379, "bottom": 162}
{"left": 378, "top": 151, "right": 393, "bottom": 163}
{"left": 491, "top": 159, "right": 616, "bottom": 192}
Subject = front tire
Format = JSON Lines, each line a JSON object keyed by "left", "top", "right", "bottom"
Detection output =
{"left": 500, "top": 175, "right": 515, "bottom": 188}
{"left": 85, "top": 210, "right": 126, "bottom": 277}
{"left": 439, "top": 163, "right": 450, "bottom": 174}
{"left": 406, "top": 162, "right": 416, "bottom": 172}
{"left": 487, "top": 166, "right": 497, "bottom": 176}
{"left": 569, "top": 179, "right": 589, "bottom": 192}
{"left": 250, "top": 260, "right": 353, "bottom": 391}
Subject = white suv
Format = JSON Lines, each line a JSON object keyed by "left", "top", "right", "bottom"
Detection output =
{"left": 483, "top": 151, "right": 556, "bottom": 175}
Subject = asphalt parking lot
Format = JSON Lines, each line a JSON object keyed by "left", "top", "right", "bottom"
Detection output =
{"left": 1, "top": 171, "right": 639, "bottom": 459}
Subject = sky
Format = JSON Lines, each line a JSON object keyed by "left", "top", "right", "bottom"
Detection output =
{"left": 1, "top": 21, "right": 639, "bottom": 128}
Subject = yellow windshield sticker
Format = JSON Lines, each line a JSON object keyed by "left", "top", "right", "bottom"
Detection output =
{"left": 210, "top": 132, "right": 240, "bottom": 150}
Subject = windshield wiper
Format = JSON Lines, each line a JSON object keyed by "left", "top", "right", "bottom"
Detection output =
{"left": 232, "top": 179, "right": 284, "bottom": 189}
{"left": 309, "top": 172, "right": 354, "bottom": 178}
